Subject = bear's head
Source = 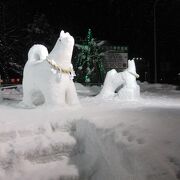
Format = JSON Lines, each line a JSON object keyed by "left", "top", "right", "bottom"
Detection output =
{"left": 58, "top": 30, "right": 74, "bottom": 46}
{"left": 49, "top": 30, "right": 75, "bottom": 65}
{"left": 127, "top": 59, "right": 139, "bottom": 78}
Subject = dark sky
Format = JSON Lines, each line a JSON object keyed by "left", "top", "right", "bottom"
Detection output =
{"left": 21, "top": 0, "right": 153, "bottom": 41}
{"left": 1, "top": 0, "right": 180, "bottom": 82}
{"left": 4, "top": 0, "right": 180, "bottom": 47}
{"left": 17, "top": 0, "right": 180, "bottom": 53}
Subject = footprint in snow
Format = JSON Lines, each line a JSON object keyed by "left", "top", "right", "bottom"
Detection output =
{"left": 176, "top": 170, "right": 180, "bottom": 179}
{"left": 122, "top": 130, "right": 129, "bottom": 136}
{"left": 136, "top": 138, "right": 145, "bottom": 144}
{"left": 127, "top": 135, "right": 135, "bottom": 142}
{"left": 167, "top": 156, "right": 180, "bottom": 179}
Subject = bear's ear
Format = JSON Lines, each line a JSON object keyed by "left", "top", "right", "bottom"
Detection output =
{"left": 65, "top": 32, "right": 70, "bottom": 36}
{"left": 60, "top": 30, "right": 65, "bottom": 37}
{"left": 131, "top": 59, "right": 135, "bottom": 64}
{"left": 128, "top": 59, "right": 133, "bottom": 68}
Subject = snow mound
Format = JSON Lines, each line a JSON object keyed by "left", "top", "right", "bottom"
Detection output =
{"left": 0, "top": 111, "right": 115, "bottom": 180}
{"left": 75, "top": 83, "right": 101, "bottom": 97}
{"left": 1, "top": 85, "right": 23, "bottom": 101}
{"left": 0, "top": 116, "right": 80, "bottom": 180}
{"left": 139, "top": 81, "right": 178, "bottom": 92}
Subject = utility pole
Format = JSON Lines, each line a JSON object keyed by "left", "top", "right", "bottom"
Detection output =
{"left": 153, "top": 0, "right": 160, "bottom": 83}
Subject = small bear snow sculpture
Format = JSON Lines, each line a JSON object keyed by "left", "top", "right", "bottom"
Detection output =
{"left": 98, "top": 59, "right": 140, "bottom": 100}
{"left": 21, "top": 30, "right": 79, "bottom": 107}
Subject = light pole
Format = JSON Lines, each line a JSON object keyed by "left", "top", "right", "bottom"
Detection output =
{"left": 153, "top": 0, "right": 160, "bottom": 83}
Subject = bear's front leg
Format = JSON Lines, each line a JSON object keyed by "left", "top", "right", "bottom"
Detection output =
{"left": 43, "top": 84, "right": 67, "bottom": 106}
{"left": 66, "top": 82, "right": 80, "bottom": 106}
{"left": 20, "top": 88, "right": 36, "bottom": 108}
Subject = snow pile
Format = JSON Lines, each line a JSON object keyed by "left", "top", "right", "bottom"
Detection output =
{"left": 139, "top": 81, "right": 178, "bottom": 93}
{"left": 1, "top": 85, "right": 22, "bottom": 101}
{"left": 0, "top": 108, "right": 115, "bottom": 180}
{"left": 0, "top": 109, "right": 102, "bottom": 180}
{"left": 98, "top": 59, "right": 140, "bottom": 100}
{"left": 75, "top": 83, "right": 101, "bottom": 97}
{"left": 0, "top": 114, "right": 78, "bottom": 180}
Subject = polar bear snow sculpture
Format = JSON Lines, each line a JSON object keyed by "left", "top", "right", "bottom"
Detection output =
{"left": 98, "top": 59, "right": 140, "bottom": 100}
{"left": 22, "top": 30, "right": 79, "bottom": 107}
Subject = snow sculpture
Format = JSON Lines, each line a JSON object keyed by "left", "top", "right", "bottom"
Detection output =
{"left": 98, "top": 59, "right": 140, "bottom": 100}
{"left": 22, "top": 30, "right": 79, "bottom": 107}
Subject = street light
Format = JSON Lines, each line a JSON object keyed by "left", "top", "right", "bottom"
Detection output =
{"left": 153, "top": 0, "right": 160, "bottom": 83}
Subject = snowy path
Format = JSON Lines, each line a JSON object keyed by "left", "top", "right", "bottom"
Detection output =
{"left": 0, "top": 82, "right": 180, "bottom": 180}
{"left": 0, "top": 107, "right": 80, "bottom": 180}
{"left": 84, "top": 106, "right": 180, "bottom": 180}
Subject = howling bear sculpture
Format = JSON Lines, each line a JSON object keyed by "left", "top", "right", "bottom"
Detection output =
{"left": 22, "top": 30, "right": 79, "bottom": 107}
{"left": 98, "top": 59, "right": 140, "bottom": 100}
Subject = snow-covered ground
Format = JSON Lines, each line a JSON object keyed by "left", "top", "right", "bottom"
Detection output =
{"left": 0, "top": 82, "right": 180, "bottom": 180}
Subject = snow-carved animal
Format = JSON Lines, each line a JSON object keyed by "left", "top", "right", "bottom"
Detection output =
{"left": 21, "top": 30, "right": 79, "bottom": 107}
{"left": 98, "top": 59, "right": 140, "bottom": 100}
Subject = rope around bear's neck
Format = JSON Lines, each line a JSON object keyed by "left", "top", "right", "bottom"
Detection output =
{"left": 127, "top": 70, "right": 140, "bottom": 78}
{"left": 46, "top": 56, "right": 76, "bottom": 80}
{"left": 46, "top": 56, "right": 73, "bottom": 74}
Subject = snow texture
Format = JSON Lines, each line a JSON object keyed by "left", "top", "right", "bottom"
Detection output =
{"left": 21, "top": 30, "right": 79, "bottom": 108}
{"left": 0, "top": 82, "right": 180, "bottom": 180}
{"left": 0, "top": 89, "right": 2, "bottom": 102}
{"left": 98, "top": 59, "right": 140, "bottom": 100}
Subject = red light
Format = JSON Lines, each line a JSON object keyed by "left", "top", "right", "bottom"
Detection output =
{"left": 11, "top": 79, "right": 15, "bottom": 83}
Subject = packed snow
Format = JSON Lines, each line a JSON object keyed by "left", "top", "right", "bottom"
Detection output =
{"left": 0, "top": 81, "right": 180, "bottom": 180}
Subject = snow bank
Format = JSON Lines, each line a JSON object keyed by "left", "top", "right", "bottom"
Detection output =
{"left": 1, "top": 85, "right": 22, "bottom": 101}
{"left": 75, "top": 83, "right": 101, "bottom": 97}
{"left": 0, "top": 109, "right": 115, "bottom": 180}
{"left": 0, "top": 113, "right": 79, "bottom": 180}
{"left": 139, "top": 81, "right": 178, "bottom": 92}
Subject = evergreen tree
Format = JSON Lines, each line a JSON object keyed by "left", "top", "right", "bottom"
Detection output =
{"left": 25, "top": 12, "right": 56, "bottom": 51}
{"left": 0, "top": 1, "right": 24, "bottom": 82}
{"left": 74, "top": 29, "right": 106, "bottom": 85}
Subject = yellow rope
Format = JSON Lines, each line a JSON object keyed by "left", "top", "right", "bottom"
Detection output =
{"left": 127, "top": 70, "right": 139, "bottom": 78}
{"left": 46, "top": 58, "right": 73, "bottom": 74}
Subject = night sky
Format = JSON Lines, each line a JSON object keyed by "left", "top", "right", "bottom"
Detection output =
{"left": 1, "top": 0, "right": 180, "bottom": 83}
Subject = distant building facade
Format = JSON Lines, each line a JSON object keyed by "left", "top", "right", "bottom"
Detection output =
{"left": 102, "top": 45, "right": 128, "bottom": 72}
